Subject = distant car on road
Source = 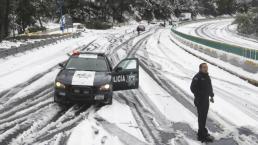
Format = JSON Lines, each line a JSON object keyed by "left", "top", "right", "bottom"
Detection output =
{"left": 150, "top": 21, "right": 157, "bottom": 24}
{"left": 137, "top": 25, "right": 145, "bottom": 35}
{"left": 160, "top": 22, "right": 166, "bottom": 27}
{"left": 179, "top": 13, "right": 192, "bottom": 21}
{"left": 54, "top": 51, "right": 139, "bottom": 106}
{"left": 76, "top": 24, "right": 86, "bottom": 32}
{"left": 137, "top": 25, "right": 145, "bottom": 31}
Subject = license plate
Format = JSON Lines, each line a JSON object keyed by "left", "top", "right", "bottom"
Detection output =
{"left": 94, "top": 95, "right": 104, "bottom": 100}
{"left": 74, "top": 89, "right": 80, "bottom": 93}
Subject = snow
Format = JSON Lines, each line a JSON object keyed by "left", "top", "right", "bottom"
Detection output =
{"left": 3, "top": 70, "right": 58, "bottom": 105}
{"left": 176, "top": 18, "right": 258, "bottom": 50}
{"left": 43, "top": 22, "right": 60, "bottom": 30}
{"left": 97, "top": 100, "right": 147, "bottom": 142}
{"left": 170, "top": 133, "right": 201, "bottom": 145}
{"left": 67, "top": 118, "right": 124, "bottom": 145}
{"left": 0, "top": 39, "right": 42, "bottom": 49}
{"left": 139, "top": 67, "right": 198, "bottom": 130}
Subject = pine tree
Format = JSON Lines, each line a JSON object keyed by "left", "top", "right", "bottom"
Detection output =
{"left": 217, "top": 0, "right": 237, "bottom": 15}
{"left": 197, "top": 0, "right": 217, "bottom": 16}
{"left": 16, "top": 0, "right": 36, "bottom": 33}
{"left": 0, "top": 0, "right": 10, "bottom": 41}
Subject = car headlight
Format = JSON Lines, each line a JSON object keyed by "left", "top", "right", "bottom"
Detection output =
{"left": 99, "top": 84, "right": 111, "bottom": 91}
{"left": 55, "top": 82, "right": 66, "bottom": 89}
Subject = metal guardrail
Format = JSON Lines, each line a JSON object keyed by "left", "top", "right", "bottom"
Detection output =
{"left": 171, "top": 28, "right": 258, "bottom": 61}
{"left": 0, "top": 33, "right": 81, "bottom": 59}
{"left": 5, "top": 33, "right": 73, "bottom": 40}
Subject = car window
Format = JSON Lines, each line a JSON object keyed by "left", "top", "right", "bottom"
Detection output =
{"left": 117, "top": 59, "right": 137, "bottom": 70}
{"left": 65, "top": 57, "right": 108, "bottom": 72}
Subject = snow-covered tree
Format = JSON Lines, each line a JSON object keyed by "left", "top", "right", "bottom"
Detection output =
{"left": 234, "top": 7, "right": 258, "bottom": 36}
{"left": 0, "top": 0, "right": 10, "bottom": 41}
{"left": 15, "top": 0, "right": 36, "bottom": 33}
{"left": 217, "top": 0, "right": 237, "bottom": 15}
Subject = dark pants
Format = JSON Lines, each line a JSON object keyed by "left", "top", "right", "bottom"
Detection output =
{"left": 194, "top": 97, "right": 209, "bottom": 138}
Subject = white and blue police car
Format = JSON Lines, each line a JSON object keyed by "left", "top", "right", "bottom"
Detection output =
{"left": 54, "top": 51, "right": 139, "bottom": 105}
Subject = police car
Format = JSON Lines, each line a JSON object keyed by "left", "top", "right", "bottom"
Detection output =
{"left": 54, "top": 51, "right": 139, "bottom": 105}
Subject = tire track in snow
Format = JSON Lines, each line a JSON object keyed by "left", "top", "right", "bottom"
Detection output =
{"left": 0, "top": 83, "right": 53, "bottom": 114}
{"left": 214, "top": 87, "right": 258, "bottom": 122}
{"left": 193, "top": 21, "right": 258, "bottom": 50}
{"left": 31, "top": 105, "right": 99, "bottom": 145}
{"left": 107, "top": 26, "right": 157, "bottom": 57}
{"left": 225, "top": 25, "right": 258, "bottom": 43}
{"left": 0, "top": 66, "right": 56, "bottom": 103}
{"left": 117, "top": 92, "right": 175, "bottom": 145}
{"left": 0, "top": 103, "right": 99, "bottom": 145}
{"left": 195, "top": 23, "right": 223, "bottom": 43}
{"left": 0, "top": 91, "right": 53, "bottom": 130}
{"left": 0, "top": 87, "right": 53, "bottom": 120}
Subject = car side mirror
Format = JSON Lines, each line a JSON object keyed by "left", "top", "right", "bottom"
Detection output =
{"left": 59, "top": 63, "right": 65, "bottom": 68}
{"left": 115, "top": 67, "right": 123, "bottom": 72}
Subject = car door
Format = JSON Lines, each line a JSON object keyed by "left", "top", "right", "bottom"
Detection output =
{"left": 112, "top": 58, "right": 139, "bottom": 91}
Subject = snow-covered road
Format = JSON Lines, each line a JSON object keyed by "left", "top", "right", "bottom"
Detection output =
{"left": 177, "top": 19, "right": 258, "bottom": 50}
{"left": 1, "top": 21, "right": 258, "bottom": 145}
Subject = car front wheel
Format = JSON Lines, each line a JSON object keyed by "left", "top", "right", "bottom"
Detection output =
{"left": 102, "top": 96, "right": 113, "bottom": 105}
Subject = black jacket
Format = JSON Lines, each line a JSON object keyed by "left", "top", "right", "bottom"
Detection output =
{"left": 190, "top": 72, "right": 214, "bottom": 99}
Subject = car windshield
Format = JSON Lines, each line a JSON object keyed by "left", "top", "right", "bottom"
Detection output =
{"left": 65, "top": 57, "right": 108, "bottom": 72}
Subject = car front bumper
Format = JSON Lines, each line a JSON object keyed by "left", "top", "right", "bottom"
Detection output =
{"left": 54, "top": 87, "right": 113, "bottom": 104}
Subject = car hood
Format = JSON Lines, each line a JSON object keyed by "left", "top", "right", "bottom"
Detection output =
{"left": 56, "top": 69, "right": 111, "bottom": 86}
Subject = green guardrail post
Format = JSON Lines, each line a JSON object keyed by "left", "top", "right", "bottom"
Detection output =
{"left": 247, "top": 49, "right": 249, "bottom": 59}
{"left": 250, "top": 50, "right": 253, "bottom": 59}
{"left": 242, "top": 48, "right": 244, "bottom": 58}
{"left": 253, "top": 50, "right": 256, "bottom": 60}
{"left": 244, "top": 49, "right": 247, "bottom": 58}
{"left": 251, "top": 50, "right": 254, "bottom": 60}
